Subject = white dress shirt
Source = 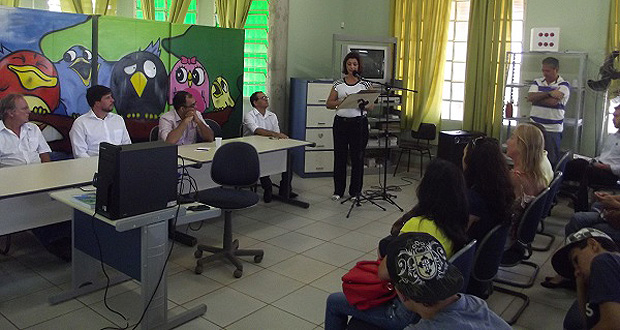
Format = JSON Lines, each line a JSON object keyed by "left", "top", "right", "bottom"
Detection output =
{"left": 597, "top": 131, "right": 620, "bottom": 177}
{"left": 0, "top": 121, "right": 51, "bottom": 167}
{"left": 243, "top": 107, "right": 280, "bottom": 136}
{"left": 69, "top": 110, "right": 132, "bottom": 158}
{"left": 158, "top": 109, "right": 209, "bottom": 145}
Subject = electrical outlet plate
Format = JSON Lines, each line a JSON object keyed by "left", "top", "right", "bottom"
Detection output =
{"left": 530, "top": 27, "right": 560, "bottom": 52}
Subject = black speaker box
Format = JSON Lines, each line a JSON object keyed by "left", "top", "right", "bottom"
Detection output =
{"left": 437, "top": 130, "right": 485, "bottom": 169}
{"left": 95, "top": 141, "right": 178, "bottom": 220}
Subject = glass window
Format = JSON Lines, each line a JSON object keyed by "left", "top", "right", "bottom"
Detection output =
{"left": 241, "top": 0, "right": 269, "bottom": 97}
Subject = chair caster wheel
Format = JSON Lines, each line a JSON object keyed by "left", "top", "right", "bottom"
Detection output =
{"left": 254, "top": 255, "right": 263, "bottom": 263}
{"left": 194, "top": 250, "right": 203, "bottom": 258}
{"left": 195, "top": 264, "right": 203, "bottom": 274}
{"left": 233, "top": 269, "right": 243, "bottom": 278}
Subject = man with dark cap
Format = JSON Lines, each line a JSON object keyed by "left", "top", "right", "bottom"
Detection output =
{"left": 379, "top": 232, "right": 509, "bottom": 329}
{"left": 550, "top": 228, "right": 620, "bottom": 329}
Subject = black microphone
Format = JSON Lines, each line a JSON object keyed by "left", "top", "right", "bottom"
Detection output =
{"left": 352, "top": 71, "right": 362, "bottom": 79}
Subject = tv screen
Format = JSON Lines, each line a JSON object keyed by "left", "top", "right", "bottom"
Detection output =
{"left": 350, "top": 48, "right": 386, "bottom": 80}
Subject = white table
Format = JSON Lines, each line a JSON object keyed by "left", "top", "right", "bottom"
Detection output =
{"left": 49, "top": 188, "right": 218, "bottom": 329}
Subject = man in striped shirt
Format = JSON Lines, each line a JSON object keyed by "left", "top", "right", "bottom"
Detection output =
{"left": 527, "top": 57, "right": 570, "bottom": 165}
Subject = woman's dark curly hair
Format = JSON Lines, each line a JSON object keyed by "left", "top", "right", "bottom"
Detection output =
{"left": 403, "top": 158, "right": 469, "bottom": 250}
{"left": 463, "top": 137, "right": 515, "bottom": 226}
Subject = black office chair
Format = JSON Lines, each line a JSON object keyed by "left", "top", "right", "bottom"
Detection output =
{"left": 467, "top": 224, "right": 527, "bottom": 325}
{"left": 554, "top": 150, "right": 571, "bottom": 173}
{"left": 533, "top": 171, "right": 563, "bottom": 251}
{"left": 393, "top": 123, "right": 436, "bottom": 177}
{"left": 204, "top": 118, "right": 222, "bottom": 138}
{"left": 193, "top": 142, "right": 264, "bottom": 278}
{"left": 496, "top": 187, "right": 549, "bottom": 286}
{"left": 449, "top": 239, "right": 477, "bottom": 293}
{"left": 149, "top": 125, "right": 159, "bottom": 142}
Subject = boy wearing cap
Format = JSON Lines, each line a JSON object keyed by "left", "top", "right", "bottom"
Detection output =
{"left": 550, "top": 228, "right": 620, "bottom": 329}
{"left": 380, "top": 232, "right": 509, "bottom": 329}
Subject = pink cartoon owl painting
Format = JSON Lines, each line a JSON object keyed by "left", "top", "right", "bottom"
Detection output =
{"left": 169, "top": 56, "right": 209, "bottom": 112}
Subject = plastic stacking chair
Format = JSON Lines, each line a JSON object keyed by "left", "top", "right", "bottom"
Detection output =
{"left": 149, "top": 125, "right": 159, "bottom": 142}
{"left": 533, "top": 171, "right": 563, "bottom": 251}
{"left": 393, "top": 123, "right": 436, "bottom": 177}
{"left": 193, "top": 142, "right": 264, "bottom": 278}
{"left": 204, "top": 118, "right": 222, "bottom": 137}
{"left": 449, "top": 239, "right": 477, "bottom": 292}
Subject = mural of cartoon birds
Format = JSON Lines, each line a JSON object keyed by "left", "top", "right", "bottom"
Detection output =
{"left": 54, "top": 45, "right": 115, "bottom": 116}
{"left": 211, "top": 76, "right": 235, "bottom": 111}
{"left": 169, "top": 56, "right": 209, "bottom": 113}
{"left": 110, "top": 40, "right": 168, "bottom": 119}
{"left": 0, "top": 49, "right": 60, "bottom": 114}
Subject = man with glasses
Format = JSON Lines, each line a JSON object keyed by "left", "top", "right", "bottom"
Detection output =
{"left": 244, "top": 91, "right": 290, "bottom": 202}
{"left": 159, "top": 91, "right": 214, "bottom": 145}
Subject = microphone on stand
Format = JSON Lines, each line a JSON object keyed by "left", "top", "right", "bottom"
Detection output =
{"left": 352, "top": 70, "right": 362, "bottom": 79}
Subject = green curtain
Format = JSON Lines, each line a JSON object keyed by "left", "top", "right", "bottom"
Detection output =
{"left": 392, "top": 0, "right": 451, "bottom": 131}
{"left": 216, "top": 0, "right": 253, "bottom": 29}
{"left": 60, "top": 0, "right": 117, "bottom": 15}
{"left": 462, "top": 0, "right": 512, "bottom": 138}
{"left": 141, "top": 0, "right": 155, "bottom": 20}
{"left": 0, "top": 0, "right": 18, "bottom": 7}
{"left": 168, "top": 0, "right": 191, "bottom": 23}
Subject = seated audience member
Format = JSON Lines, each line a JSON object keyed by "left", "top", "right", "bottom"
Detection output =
{"left": 564, "top": 104, "right": 620, "bottom": 212}
{"left": 378, "top": 232, "right": 510, "bottom": 329}
{"left": 0, "top": 94, "right": 51, "bottom": 166}
{"left": 549, "top": 228, "right": 620, "bottom": 329}
{"left": 524, "top": 122, "right": 554, "bottom": 184}
{"left": 462, "top": 137, "right": 515, "bottom": 243}
{"left": 324, "top": 159, "right": 469, "bottom": 330}
{"left": 503, "top": 124, "right": 547, "bottom": 262}
{"left": 0, "top": 94, "right": 70, "bottom": 260}
{"left": 159, "top": 91, "right": 214, "bottom": 145}
{"left": 542, "top": 191, "right": 620, "bottom": 289}
{"left": 243, "top": 91, "right": 292, "bottom": 202}
{"left": 69, "top": 85, "right": 131, "bottom": 157}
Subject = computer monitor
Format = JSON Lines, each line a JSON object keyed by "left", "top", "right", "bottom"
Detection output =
{"left": 94, "top": 141, "right": 178, "bottom": 220}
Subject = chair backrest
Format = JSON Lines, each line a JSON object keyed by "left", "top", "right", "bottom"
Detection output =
{"left": 211, "top": 142, "right": 260, "bottom": 187}
{"left": 542, "top": 171, "right": 563, "bottom": 218}
{"left": 449, "top": 239, "right": 477, "bottom": 292}
{"left": 517, "top": 187, "right": 550, "bottom": 245}
{"left": 149, "top": 125, "right": 159, "bottom": 142}
{"left": 410, "top": 123, "right": 436, "bottom": 141}
{"left": 204, "top": 118, "right": 223, "bottom": 137}
{"left": 471, "top": 224, "right": 510, "bottom": 283}
{"left": 554, "top": 151, "right": 571, "bottom": 173}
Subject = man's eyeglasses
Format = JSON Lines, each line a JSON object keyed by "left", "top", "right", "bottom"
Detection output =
{"left": 185, "top": 103, "right": 197, "bottom": 109}
{"left": 260, "top": 96, "right": 269, "bottom": 100}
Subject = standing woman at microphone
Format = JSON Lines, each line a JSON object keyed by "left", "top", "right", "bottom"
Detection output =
{"left": 326, "top": 52, "right": 373, "bottom": 201}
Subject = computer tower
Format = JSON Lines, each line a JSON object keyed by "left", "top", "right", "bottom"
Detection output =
{"left": 437, "top": 130, "right": 485, "bottom": 169}
{"left": 95, "top": 141, "right": 178, "bottom": 220}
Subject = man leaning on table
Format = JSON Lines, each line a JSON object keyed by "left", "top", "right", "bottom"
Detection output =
{"left": 0, "top": 94, "right": 71, "bottom": 261}
{"left": 159, "top": 91, "right": 214, "bottom": 145}
{"left": 243, "top": 91, "right": 294, "bottom": 203}
{"left": 69, "top": 85, "right": 132, "bottom": 158}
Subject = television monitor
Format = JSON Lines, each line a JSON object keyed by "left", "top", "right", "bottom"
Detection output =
{"left": 345, "top": 44, "right": 393, "bottom": 84}
{"left": 94, "top": 141, "right": 178, "bottom": 220}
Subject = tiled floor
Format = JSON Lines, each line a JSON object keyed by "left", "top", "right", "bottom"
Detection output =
{"left": 0, "top": 170, "right": 576, "bottom": 329}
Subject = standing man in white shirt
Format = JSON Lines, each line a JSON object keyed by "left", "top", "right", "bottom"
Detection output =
{"left": 0, "top": 94, "right": 51, "bottom": 167}
{"left": 159, "top": 91, "right": 214, "bottom": 145}
{"left": 244, "top": 91, "right": 291, "bottom": 203}
{"left": 69, "top": 85, "right": 132, "bottom": 158}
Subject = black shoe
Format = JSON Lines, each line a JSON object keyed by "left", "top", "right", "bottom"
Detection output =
{"left": 263, "top": 189, "right": 273, "bottom": 203}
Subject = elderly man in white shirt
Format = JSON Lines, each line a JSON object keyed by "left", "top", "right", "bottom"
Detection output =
{"left": 243, "top": 91, "right": 294, "bottom": 202}
{"left": 69, "top": 85, "right": 132, "bottom": 158}
{"left": 0, "top": 94, "right": 51, "bottom": 167}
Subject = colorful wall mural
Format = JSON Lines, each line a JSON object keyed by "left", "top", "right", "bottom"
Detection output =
{"left": 0, "top": 6, "right": 244, "bottom": 154}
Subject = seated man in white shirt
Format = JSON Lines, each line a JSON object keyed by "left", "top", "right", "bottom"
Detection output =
{"left": 69, "top": 85, "right": 132, "bottom": 158}
{"left": 244, "top": 91, "right": 292, "bottom": 203}
{"left": 159, "top": 91, "right": 214, "bottom": 145}
{"left": 0, "top": 94, "right": 71, "bottom": 261}
{"left": 0, "top": 94, "right": 51, "bottom": 166}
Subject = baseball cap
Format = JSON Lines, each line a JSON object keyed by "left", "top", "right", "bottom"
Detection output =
{"left": 385, "top": 232, "right": 463, "bottom": 303}
{"left": 551, "top": 228, "right": 615, "bottom": 279}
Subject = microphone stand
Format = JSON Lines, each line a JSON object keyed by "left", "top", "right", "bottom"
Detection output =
{"left": 357, "top": 75, "right": 417, "bottom": 212}
{"left": 340, "top": 98, "right": 386, "bottom": 218}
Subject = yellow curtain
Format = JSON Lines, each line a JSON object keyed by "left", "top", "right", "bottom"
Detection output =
{"left": 60, "top": 0, "right": 117, "bottom": 15}
{"left": 216, "top": 0, "right": 253, "bottom": 29}
{"left": 462, "top": 0, "right": 512, "bottom": 138}
{"left": 392, "top": 0, "right": 451, "bottom": 131}
{"left": 0, "top": 0, "right": 18, "bottom": 6}
{"left": 609, "top": 0, "right": 620, "bottom": 52}
{"left": 168, "top": 0, "right": 191, "bottom": 23}
{"left": 141, "top": 0, "right": 155, "bottom": 20}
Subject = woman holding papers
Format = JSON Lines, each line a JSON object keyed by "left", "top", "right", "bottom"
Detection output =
{"left": 326, "top": 52, "right": 373, "bottom": 201}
